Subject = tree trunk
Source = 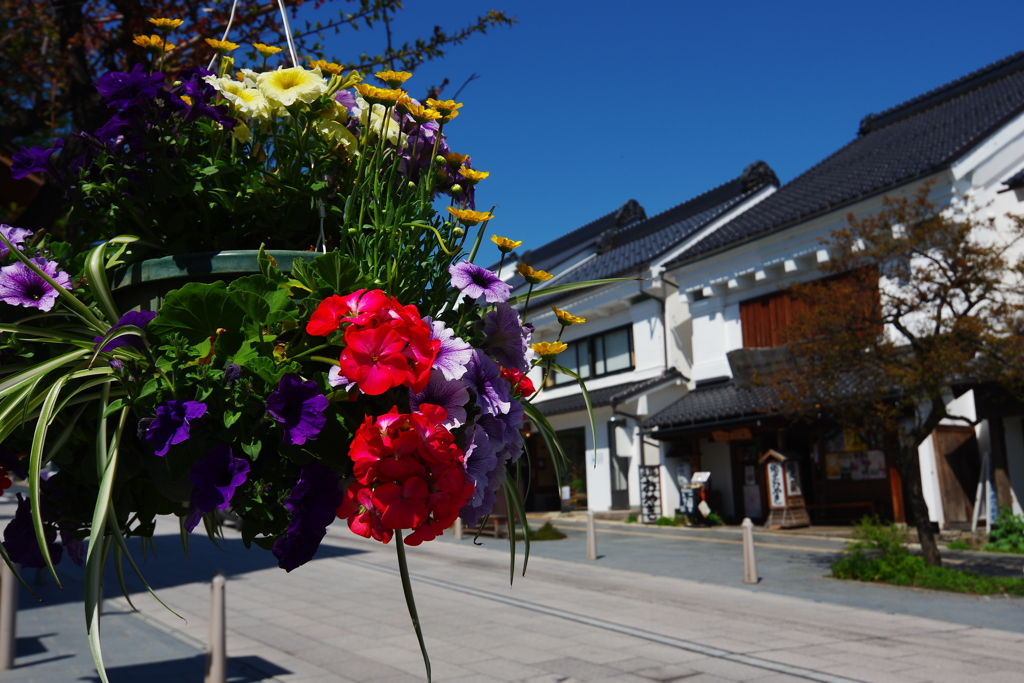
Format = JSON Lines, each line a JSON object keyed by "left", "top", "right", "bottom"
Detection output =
{"left": 900, "top": 441, "right": 942, "bottom": 566}
{"left": 989, "top": 418, "right": 1013, "bottom": 511}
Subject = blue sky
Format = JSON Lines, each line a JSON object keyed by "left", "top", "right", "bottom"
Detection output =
{"left": 301, "top": 1, "right": 1024, "bottom": 267}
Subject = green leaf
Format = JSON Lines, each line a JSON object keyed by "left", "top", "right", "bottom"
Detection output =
{"left": 102, "top": 398, "right": 126, "bottom": 419}
{"left": 506, "top": 277, "right": 642, "bottom": 305}
{"left": 551, "top": 363, "right": 597, "bottom": 466}
{"left": 228, "top": 274, "right": 296, "bottom": 323}
{"left": 395, "top": 530, "right": 431, "bottom": 683}
{"left": 311, "top": 250, "right": 363, "bottom": 293}
{"left": 242, "top": 356, "right": 300, "bottom": 385}
{"left": 504, "top": 477, "right": 531, "bottom": 577}
{"left": 257, "top": 245, "right": 289, "bottom": 285}
{"left": 241, "top": 438, "right": 262, "bottom": 460}
{"left": 0, "top": 349, "right": 90, "bottom": 397}
{"left": 147, "top": 281, "right": 244, "bottom": 345}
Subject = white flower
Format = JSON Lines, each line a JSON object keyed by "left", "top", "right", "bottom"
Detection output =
{"left": 257, "top": 67, "right": 327, "bottom": 108}
{"left": 232, "top": 121, "right": 251, "bottom": 143}
{"left": 316, "top": 120, "right": 358, "bottom": 152}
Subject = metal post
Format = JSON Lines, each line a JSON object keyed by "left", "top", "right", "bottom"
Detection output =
{"left": 586, "top": 510, "right": 598, "bottom": 561}
{"left": 0, "top": 561, "right": 18, "bottom": 670}
{"left": 742, "top": 518, "right": 758, "bottom": 584}
{"left": 204, "top": 573, "right": 226, "bottom": 683}
{"left": 453, "top": 517, "right": 463, "bottom": 541}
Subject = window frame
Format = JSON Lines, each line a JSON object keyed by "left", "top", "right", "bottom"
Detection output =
{"left": 551, "top": 324, "right": 635, "bottom": 385}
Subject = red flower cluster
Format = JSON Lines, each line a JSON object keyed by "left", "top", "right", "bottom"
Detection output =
{"left": 500, "top": 366, "right": 536, "bottom": 398}
{"left": 337, "top": 404, "right": 474, "bottom": 546}
{"left": 307, "top": 289, "right": 439, "bottom": 395}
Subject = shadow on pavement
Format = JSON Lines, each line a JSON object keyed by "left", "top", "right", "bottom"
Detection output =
{"left": 78, "top": 654, "right": 291, "bottom": 682}
{"left": 18, "top": 534, "right": 368, "bottom": 610}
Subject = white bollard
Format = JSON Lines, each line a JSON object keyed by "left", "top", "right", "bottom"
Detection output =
{"left": 454, "top": 517, "right": 463, "bottom": 541}
{"left": 0, "top": 561, "right": 16, "bottom": 670}
{"left": 204, "top": 573, "right": 226, "bottom": 683}
{"left": 742, "top": 518, "right": 758, "bottom": 584}
{"left": 586, "top": 511, "right": 598, "bottom": 561}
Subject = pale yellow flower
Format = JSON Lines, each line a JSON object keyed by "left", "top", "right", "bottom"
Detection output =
{"left": 205, "top": 76, "right": 270, "bottom": 118}
{"left": 490, "top": 235, "right": 521, "bottom": 253}
{"left": 316, "top": 119, "right": 359, "bottom": 152}
{"left": 357, "top": 98, "right": 406, "bottom": 146}
{"left": 232, "top": 121, "right": 252, "bottom": 143}
{"left": 517, "top": 263, "right": 552, "bottom": 285}
{"left": 532, "top": 341, "right": 568, "bottom": 360}
{"left": 552, "top": 306, "right": 585, "bottom": 326}
{"left": 257, "top": 67, "right": 328, "bottom": 107}
{"left": 446, "top": 207, "right": 494, "bottom": 227}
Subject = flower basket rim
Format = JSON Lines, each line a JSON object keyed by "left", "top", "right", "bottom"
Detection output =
{"left": 110, "top": 249, "right": 318, "bottom": 290}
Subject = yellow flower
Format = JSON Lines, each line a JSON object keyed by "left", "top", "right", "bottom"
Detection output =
{"left": 446, "top": 207, "right": 494, "bottom": 227}
{"left": 426, "top": 98, "right": 463, "bottom": 117}
{"left": 205, "top": 38, "right": 240, "bottom": 55}
{"left": 442, "top": 152, "right": 469, "bottom": 169}
{"left": 459, "top": 166, "right": 489, "bottom": 185}
{"left": 133, "top": 35, "right": 174, "bottom": 52}
{"left": 257, "top": 67, "right": 328, "bottom": 107}
{"left": 252, "top": 43, "right": 283, "bottom": 57}
{"left": 532, "top": 341, "right": 568, "bottom": 360}
{"left": 375, "top": 70, "right": 413, "bottom": 88}
{"left": 148, "top": 18, "right": 183, "bottom": 29}
{"left": 552, "top": 306, "right": 585, "bottom": 326}
{"left": 310, "top": 59, "right": 343, "bottom": 75}
{"left": 232, "top": 121, "right": 252, "bottom": 143}
{"left": 180, "top": 95, "right": 193, "bottom": 106}
{"left": 354, "top": 82, "right": 405, "bottom": 106}
{"left": 490, "top": 235, "right": 522, "bottom": 253}
{"left": 517, "top": 263, "right": 552, "bottom": 285}
{"left": 397, "top": 97, "right": 441, "bottom": 124}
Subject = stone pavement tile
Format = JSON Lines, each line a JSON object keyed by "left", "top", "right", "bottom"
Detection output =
{"left": 620, "top": 643, "right": 710, "bottom": 664}
{"left": 652, "top": 674, "right": 735, "bottom": 683}
{"left": 605, "top": 655, "right": 692, "bottom": 672}
{"left": 461, "top": 656, "right": 550, "bottom": 681}
{"left": 747, "top": 649, "right": 848, "bottom": 671}
{"left": 816, "top": 664, "right": 932, "bottom": 683}
{"left": 747, "top": 676, "right": 812, "bottom": 683}
{"left": 687, "top": 657, "right": 781, "bottom": 681}
{"left": 555, "top": 644, "right": 637, "bottom": 665}
{"left": 587, "top": 674, "right": 660, "bottom": 683}
{"left": 535, "top": 656, "right": 620, "bottom": 680}
{"left": 519, "top": 675, "right": 584, "bottom": 683}
{"left": 442, "top": 673, "right": 509, "bottom": 683}
{"left": 891, "top": 652, "right": 1002, "bottom": 675}
{"left": 975, "top": 673, "right": 1024, "bottom": 683}
{"left": 632, "top": 661, "right": 702, "bottom": 680}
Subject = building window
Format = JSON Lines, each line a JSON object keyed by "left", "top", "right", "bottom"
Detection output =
{"left": 553, "top": 326, "right": 634, "bottom": 385}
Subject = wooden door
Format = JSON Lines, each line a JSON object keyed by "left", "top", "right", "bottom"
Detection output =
{"left": 932, "top": 426, "right": 981, "bottom": 526}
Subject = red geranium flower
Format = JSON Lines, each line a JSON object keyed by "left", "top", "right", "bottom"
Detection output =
{"left": 340, "top": 323, "right": 412, "bottom": 395}
{"left": 500, "top": 366, "right": 536, "bottom": 398}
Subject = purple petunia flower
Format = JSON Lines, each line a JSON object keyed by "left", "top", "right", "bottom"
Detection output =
{"left": 2, "top": 494, "right": 62, "bottom": 569}
{"left": 184, "top": 446, "right": 250, "bottom": 532}
{"left": 0, "top": 257, "right": 72, "bottom": 312}
{"left": 140, "top": 400, "right": 207, "bottom": 456}
{"left": 272, "top": 463, "right": 343, "bottom": 572}
{"left": 483, "top": 303, "right": 531, "bottom": 373}
{"left": 95, "top": 64, "right": 166, "bottom": 108}
{"left": 423, "top": 317, "right": 472, "bottom": 381}
{"left": 460, "top": 451, "right": 508, "bottom": 528}
{"left": 448, "top": 261, "right": 511, "bottom": 304}
{"left": 461, "top": 424, "right": 497, "bottom": 509}
{"left": 93, "top": 310, "right": 157, "bottom": 353}
{"left": 0, "top": 225, "right": 33, "bottom": 259}
{"left": 10, "top": 140, "right": 63, "bottom": 180}
{"left": 410, "top": 370, "right": 470, "bottom": 428}
{"left": 335, "top": 90, "right": 359, "bottom": 115}
{"left": 327, "top": 366, "right": 355, "bottom": 391}
{"left": 266, "top": 374, "right": 328, "bottom": 446}
{"left": 224, "top": 364, "right": 241, "bottom": 385}
{"left": 462, "top": 350, "right": 512, "bottom": 417}
{"left": 59, "top": 527, "right": 84, "bottom": 568}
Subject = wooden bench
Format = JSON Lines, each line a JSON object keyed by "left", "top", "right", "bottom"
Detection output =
{"left": 466, "top": 515, "right": 508, "bottom": 538}
{"left": 806, "top": 501, "right": 876, "bottom": 522}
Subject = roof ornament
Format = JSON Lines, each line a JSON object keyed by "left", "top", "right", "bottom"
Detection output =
{"left": 740, "top": 161, "right": 779, "bottom": 192}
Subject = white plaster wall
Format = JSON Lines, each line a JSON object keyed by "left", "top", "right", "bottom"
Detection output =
{"left": 631, "top": 298, "right": 665, "bottom": 374}
{"left": 689, "top": 300, "right": 741, "bottom": 382}
{"left": 699, "top": 438, "right": 735, "bottom": 518}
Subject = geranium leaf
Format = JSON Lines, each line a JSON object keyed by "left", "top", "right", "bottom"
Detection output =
{"left": 147, "top": 282, "right": 244, "bottom": 345}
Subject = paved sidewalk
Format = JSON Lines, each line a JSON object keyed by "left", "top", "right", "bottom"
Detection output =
{"left": 2, "top": 494, "right": 1024, "bottom": 682}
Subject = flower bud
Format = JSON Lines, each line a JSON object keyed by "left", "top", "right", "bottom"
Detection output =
{"left": 408, "top": 181, "right": 416, "bottom": 189}
{"left": 435, "top": 155, "right": 447, "bottom": 165}
{"left": 453, "top": 227, "right": 465, "bottom": 237}
{"left": 450, "top": 184, "right": 463, "bottom": 195}
{"left": 172, "top": 81, "right": 182, "bottom": 87}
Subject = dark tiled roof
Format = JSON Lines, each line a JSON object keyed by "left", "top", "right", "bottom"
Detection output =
{"left": 668, "top": 50, "right": 1024, "bottom": 267}
{"left": 516, "top": 162, "right": 779, "bottom": 299}
{"left": 533, "top": 370, "right": 682, "bottom": 417}
{"left": 640, "top": 381, "right": 778, "bottom": 430}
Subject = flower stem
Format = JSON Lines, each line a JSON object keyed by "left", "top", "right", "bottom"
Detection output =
{"left": 395, "top": 530, "right": 431, "bottom": 682}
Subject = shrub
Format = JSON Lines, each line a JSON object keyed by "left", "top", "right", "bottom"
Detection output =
{"left": 946, "top": 540, "right": 972, "bottom": 550}
{"left": 515, "top": 521, "right": 567, "bottom": 542}
{"left": 982, "top": 506, "right": 1024, "bottom": 554}
{"left": 624, "top": 513, "right": 638, "bottom": 524}
{"left": 654, "top": 516, "right": 678, "bottom": 526}
{"left": 705, "top": 512, "right": 724, "bottom": 527}
{"left": 832, "top": 517, "right": 1024, "bottom": 596}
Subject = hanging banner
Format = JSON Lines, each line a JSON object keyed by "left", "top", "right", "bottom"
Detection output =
{"left": 767, "top": 461, "right": 786, "bottom": 509}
